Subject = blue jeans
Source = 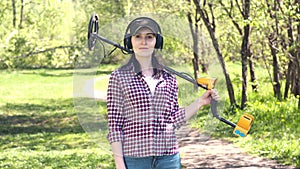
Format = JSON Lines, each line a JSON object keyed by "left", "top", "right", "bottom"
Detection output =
{"left": 124, "top": 153, "right": 181, "bottom": 169}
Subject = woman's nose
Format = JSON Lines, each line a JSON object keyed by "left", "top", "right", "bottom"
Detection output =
{"left": 141, "top": 37, "right": 147, "bottom": 45}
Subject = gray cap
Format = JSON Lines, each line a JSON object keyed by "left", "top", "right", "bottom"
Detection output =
{"left": 129, "top": 17, "right": 160, "bottom": 35}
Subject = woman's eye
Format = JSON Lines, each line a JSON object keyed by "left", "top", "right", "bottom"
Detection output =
{"left": 147, "top": 35, "right": 154, "bottom": 39}
{"left": 133, "top": 34, "right": 155, "bottom": 39}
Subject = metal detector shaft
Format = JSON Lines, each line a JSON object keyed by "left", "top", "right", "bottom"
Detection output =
{"left": 163, "top": 66, "right": 198, "bottom": 85}
{"left": 211, "top": 99, "right": 236, "bottom": 128}
{"left": 88, "top": 28, "right": 235, "bottom": 128}
{"left": 163, "top": 66, "right": 210, "bottom": 90}
{"left": 91, "top": 33, "right": 133, "bottom": 53}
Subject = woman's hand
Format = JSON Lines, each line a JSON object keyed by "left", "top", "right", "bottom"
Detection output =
{"left": 199, "top": 89, "right": 219, "bottom": 107}
{"left": 185, "top": 89, "right": 219, "bottom": 120}
{"left": 112, "top": 142, "right": 126, "bottom": 169}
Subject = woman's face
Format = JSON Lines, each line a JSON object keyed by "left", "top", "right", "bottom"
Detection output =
{"left": 131, "top": 28, "right": 156, "bottom": 58}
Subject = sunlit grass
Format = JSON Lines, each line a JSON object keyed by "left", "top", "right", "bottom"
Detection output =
{"left": 229, "top": 96, "right": 300, "bottom": 166}
{"left": 0, "top": 68, "right": 115, "bottom": 168}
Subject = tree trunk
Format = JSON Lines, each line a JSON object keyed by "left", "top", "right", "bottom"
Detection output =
{"left": 12, "top": 0, "right": 16, "bottom": 28}
{"left": 199, "top": 28, "right": 208, "bottom": 73}
{"left": 19, "top": 0, "right": 25, "bottom": 29}
{"left": 284, "top": 61, "right": 292, "bottom": 99}
{"left": 296, "top": 19, "right": 300, "bottom": 109}
{"left": 268, "top": 34, "right": 282, "bottom": 100}
{"left": 265, "top": 0, "right": 283, "bottom": 101}
{"left": 126, "top": 0, "right": 131, "bottom": 16}
{"left": 248, "top": 45, "right": 258, "bottom": 92}
{"left": 241, "top": 32, "right": 249, "bottom": 109}
{"left": 187, "top": 11, "right": 200, "bottom": 80}
{"left": 284, "top": 17, "right": 294, "bottom": 99}
{"left": 240, "top": 0, "right": 251, "bottom": 109}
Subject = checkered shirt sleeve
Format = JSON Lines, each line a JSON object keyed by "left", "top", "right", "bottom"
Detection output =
{"left": 170, "top": 78, "right": 186, "bottom": 129}
{"left": 107, "top": 70, "right": 124, "bottom": 143}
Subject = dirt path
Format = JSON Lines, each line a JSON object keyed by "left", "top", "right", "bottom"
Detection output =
{"left": 176, "top": 124, "right": 297, "bottom": 169}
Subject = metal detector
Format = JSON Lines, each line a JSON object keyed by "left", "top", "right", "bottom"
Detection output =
{"left": 87, "top": 13, "right": 254, "bottom": 137}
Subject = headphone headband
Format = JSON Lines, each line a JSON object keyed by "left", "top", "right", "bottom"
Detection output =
{"left": 125, "top": 17, "right": 162, "bottom": 36}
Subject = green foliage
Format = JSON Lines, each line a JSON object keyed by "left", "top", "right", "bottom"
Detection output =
{"left": 213, "top": 98, "right": 300, "bottom": 166}
{"left": 0, "top": 0, "right": 77, "bottom": 68}
{"left": 0, "top": 0, "right": 196, "bottom": 69}
{"left": 0, "top": 0, "right": 299, "bottom": 77}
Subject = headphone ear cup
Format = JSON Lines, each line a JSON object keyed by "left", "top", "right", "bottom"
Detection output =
{"left": 155, "top": 34, "right": 163, "bottom": 49}
{"left": 124, "top": 34, "right": 132, "bottom": 49}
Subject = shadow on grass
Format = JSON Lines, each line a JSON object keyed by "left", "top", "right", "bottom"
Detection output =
{"left": 0, "top": 98, "right": 107, "bottom": 135}
{"left": 18, "top": 68, "right": 113, "bottom": 77}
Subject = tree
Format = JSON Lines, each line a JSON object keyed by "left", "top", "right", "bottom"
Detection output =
{"left": 218, "top": 0, "right": 254, "bottom": 109}
{"left": 192, "top": 0, "right": 236, "bottom": 106}
{"left": 218, "top": 0, "right": 258, "bottom": 94}
{"left": 278, "top": 0, "right": 300, "bottom": 108}
{"left": 11, "top": 0, "right": 16, "bottom": 28}
{"left": 240, "top": 0, "right": 251, "bottom": 109}
{"left": 187, "top": 0, "right": 201, "bottom": 81}
{"left": 265, "top": 0, "right": 282, "bottom": 101}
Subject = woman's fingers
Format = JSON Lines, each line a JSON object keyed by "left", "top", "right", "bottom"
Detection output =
{"left": 211, "top": 89, "right": 220, "bottom": 101}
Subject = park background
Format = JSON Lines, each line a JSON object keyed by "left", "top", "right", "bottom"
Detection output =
{"left": 0, "top": 0, "right": 299, "bottom": 168}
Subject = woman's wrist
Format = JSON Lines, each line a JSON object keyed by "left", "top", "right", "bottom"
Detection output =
{"left": 114, "top": 154, "right": 126, "bottom": 169}
{"left": 197, "top": 98, "right": 203, "bottom": 109}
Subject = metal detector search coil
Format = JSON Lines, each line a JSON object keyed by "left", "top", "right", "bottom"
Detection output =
{"left": 233, "top": 113, "right": 254, "bottom": 137}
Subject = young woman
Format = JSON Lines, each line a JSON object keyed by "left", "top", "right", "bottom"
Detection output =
{"left": 107, "top": 17, "right": 218, "bottom": 169}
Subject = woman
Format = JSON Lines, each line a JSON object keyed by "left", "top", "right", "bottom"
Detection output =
{"left": 107, "top": 17, "right": 218, "bottom": 169}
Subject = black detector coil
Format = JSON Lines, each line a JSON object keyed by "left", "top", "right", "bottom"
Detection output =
{"left": 88, "top": 13, "right": 99, "bottom": 50}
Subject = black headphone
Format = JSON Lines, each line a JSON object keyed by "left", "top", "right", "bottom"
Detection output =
{"left": 124, "top": 17, "right": 163, "bottom": 51}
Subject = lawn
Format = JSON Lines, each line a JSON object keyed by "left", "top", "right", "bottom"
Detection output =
{"left": 0, "top": 68, "right": 115, "bottom": 168}
{"left": 0, "top": 63, "right": 299, "bottom": 168}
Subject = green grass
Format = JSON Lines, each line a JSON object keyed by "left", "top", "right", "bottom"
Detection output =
{"left": 0, "top": 62, "right": 299, "bottom": 168}
{"left": 0, "top": 68, "right": 115, "bottom": 169}
{"left": 210, "top": 62, "right": 300, "bottom": 167}
{"left": 231, "top": 96, "right": 300, "bottom": 166}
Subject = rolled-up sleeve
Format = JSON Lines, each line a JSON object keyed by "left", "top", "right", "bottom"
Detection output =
{"left": 107, "top": 71, "right": 124, "bottom": 143}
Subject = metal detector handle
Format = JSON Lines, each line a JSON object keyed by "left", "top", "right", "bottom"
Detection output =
{"left": 211, "top": 99, "right": 219, "bottom": 118}
{"left": 211, "top": 99, "right": 236, "bottom": 128}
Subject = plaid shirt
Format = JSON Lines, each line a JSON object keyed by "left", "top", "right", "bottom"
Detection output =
{"left": 107, "top": 65, "right": 186, "bottom": 157}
